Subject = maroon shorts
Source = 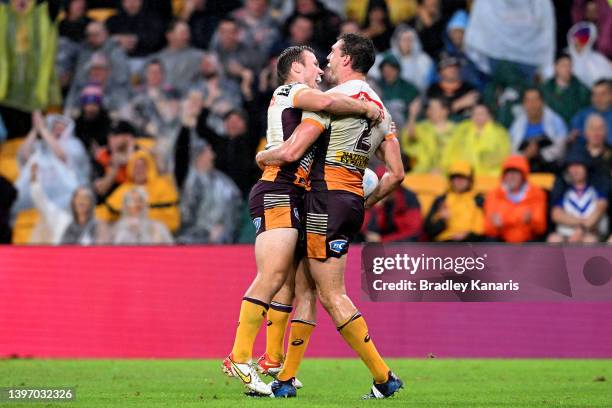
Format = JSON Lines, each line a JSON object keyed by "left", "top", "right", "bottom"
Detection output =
{"left": 305, "top": 190, "right": 365, "bottom": 259}
{"left": 248, "top": 180, "right": 305, "bottom": 237}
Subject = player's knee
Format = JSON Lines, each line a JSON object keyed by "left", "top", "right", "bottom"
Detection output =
{"left": 317, "top": 289, "right": 342, "bottom": 311}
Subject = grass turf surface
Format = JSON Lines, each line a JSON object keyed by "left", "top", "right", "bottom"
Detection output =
{"left": 0, "top": 359, "right": 610, "bottom": 407}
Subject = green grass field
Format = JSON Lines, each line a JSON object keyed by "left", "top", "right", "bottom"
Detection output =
{"left": 1, "top": 359, "right": 611, "bottom": 407}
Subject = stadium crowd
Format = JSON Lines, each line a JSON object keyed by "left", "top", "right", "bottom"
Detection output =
{"left": 0, "top": 0, "right": 611, "bottom": 245}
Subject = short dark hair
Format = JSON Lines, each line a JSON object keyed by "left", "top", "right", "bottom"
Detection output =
{"left": 522, "top": 86, "right": 543, "bottom": 100}
{"left": 337, "top": 33, "right": 376, "bottom": 74}
{"left": 276, "top": 45, "right": 315, "bottom": 84}
{"left": 593, "top": 78, "right": 612, "bottom": 90}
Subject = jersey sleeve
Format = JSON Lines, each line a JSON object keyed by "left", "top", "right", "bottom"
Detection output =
{"left": 288, "top": 83, "right": 310, "bottom": 108}
{"left": 301, "top": 110, "right": 331, "bottom": 132}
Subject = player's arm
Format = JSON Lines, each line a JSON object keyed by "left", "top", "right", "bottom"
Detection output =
{"left": 365, "top": 135, "right": 405, "bottom": 209}
{"left": 256, "top": 120, "right": 324, "bottom": 167}
{"left": 294, "top": 88, "right": 382, "bottom": 123}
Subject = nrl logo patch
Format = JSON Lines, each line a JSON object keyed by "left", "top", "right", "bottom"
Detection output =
{"left": 253, "top": 217, "right": 262, "bottom": 233}
{"left": 329, "top": 239, "right": 348, "bottom": 253}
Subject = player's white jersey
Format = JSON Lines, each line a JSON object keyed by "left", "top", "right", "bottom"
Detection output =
{"left": 261, "top": 82, "right": 314, "bottom": 187}
{"left": 302, "top": 79, "right": 395, "bottom": 195}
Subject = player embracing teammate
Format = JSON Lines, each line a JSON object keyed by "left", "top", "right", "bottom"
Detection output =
{"left": 221, "top": 42, "right": 384, "bottom": 396}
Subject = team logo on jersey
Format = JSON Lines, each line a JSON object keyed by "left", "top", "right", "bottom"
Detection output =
{"left": 329, "top": 239, "right": 348, "bottom": 253}
{"left": 253, "top": 217, "right": 262, "bottom": 233}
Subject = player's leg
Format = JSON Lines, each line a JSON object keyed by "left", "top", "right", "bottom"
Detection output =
{"left": 230, "top": 228, "right": 298, "bottom": 363}
{"left": 258, "top": 268, "right": 295, "bottom": 374}
{"left": 277, "top": 260, "right": 317, "bottom": 381}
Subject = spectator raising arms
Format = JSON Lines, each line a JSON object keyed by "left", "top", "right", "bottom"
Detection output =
{"left": 402, "top": 97, "right": 454, "bottom": 173}
{"left": 441, "top": 104, "right": 511, "bottom": 177}
{"left": 425, "top": 160, "right": 485, "bottom": 242}
{"left": 484, "top": 155, "right": 548, "bottom": 243}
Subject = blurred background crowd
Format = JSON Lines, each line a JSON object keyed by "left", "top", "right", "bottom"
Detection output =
{"left": 0, "top": 0, "right": 611, "bottom": 245}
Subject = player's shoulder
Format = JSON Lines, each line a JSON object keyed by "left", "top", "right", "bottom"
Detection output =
{"left": 274, "top": 82, "right": 308, "bottom": 98}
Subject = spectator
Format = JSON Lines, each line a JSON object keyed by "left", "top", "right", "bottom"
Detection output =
{"left": 425, "top": 160, "right": 485, "bottom": 241}
{"left": 71, "top": 21, "right": 130, "bottom": 98}
{"left": 442, "top": 9, "right": 484, "bottom": 90}
{"left": 177, "top": 139, "right": 242, "bottom": 243}
{"left": 376, "top": 54, "right": 419, "bottom": 130}
{"left": 346, "top": 0, "right": 417, "bottom": 27}
{"left": 65, "top": 53, "right": 131, "bottom": 116}
{"left": 98, "top": 150, "right": 180, "bottom": 233}
{"left": 427, "top": 55, "right": 479, "bottom": 119}
{"left": 484, "top": 155, "right": 547, "bottom": 243}
{"left": 509, "top": 87, "right": 567, "bottom": 171}
{"left": 59, "top": 0, "right": 91, "bottom": 43}
{"left": 285, "top": 0, "right": 342, "bottom": 51}
{"left": 465, "top": 0, "right": 555, "bottom": 79}
{"left": 0, "top": 0, "right": 61, "bottom": 113}
{"left": 56, "top": 36, "right": 82, "bottom": 97}
{"left": 441, "top": 103, "right": 511, "bottom": 177}
{"left": 231, "top": 0, "right": 280, "bottom": 56}
{"left": 181, "top": 0, "right": 220, "bottom": 50}
{"left": 548, "top": 149, "right": 609, "bottom": 242}
{"left": 572, "top": 0, "right": 612, "bottom": 60}
{"left": 566, "top": 22, "right": 612, "bottom": 88}
{"left": 270, "top": 15, "right": 324, "bottom": 63}
{"left": 14, "top": 112, "right": 90, "bottom": 213}
{"left": 368, "top": 24, "right": 433, "bottom": 93}
{"left": 481, "top": 60, "right": 531, "bottom": 128}
{"left": 29, "top": 164, "right": 108, "bottom": 244}
{"left": 360, "top": 3, "right": 394, "bottom": 53}
{"left": 74, "top": 84, "right": 111, "bottom": 153}
{"left": 112, "top": 187, "right": 174, "bottom": 244}
{"left": 340, "top": 19, "right": 361, "bottom": 35}
{"left": 92, "top": 120, "right": 138, "bottom": 202}
{"left": 155, "top": 20, "right": 204, "bottom": 94}
{"left": 0, "top": 175, "right": 17, "bottom": 244}
{"left": 406, "top": 0, "right": 445, "bottom": 58}
{"left": 363, "top": 168, "right": 422, "bottom": 243}
{"left": 541, "top": 53, "right": 591, "bottom": 126}
{"left": 580, "top": 113, "right": 612, "bottom": 185}
{"left": 188, "top": 53, "right": 244, "bottom": 136}
{"left": 402, "top": 97, "right": 455, "bottom": 173}
{"left": 105, "top": 0, "right": 166, "bottom": 59}
{"left": 210, "top": 17, "right": 264, "bottom": 84}
{"left": 571, "top": 79, "right": 612, "bottom": 143}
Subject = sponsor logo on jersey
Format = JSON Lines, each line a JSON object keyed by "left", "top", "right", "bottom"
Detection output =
{"left": 329, "top": 239, "right": 348, "bottom": 253}
{"left": 253, "top": 217, "right": 262, "bottom": 233}
{"left": 335, "top": 151, "right": 368, "bottom": 169}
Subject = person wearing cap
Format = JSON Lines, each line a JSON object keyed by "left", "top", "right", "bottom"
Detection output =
{"left": 484, "top": 155, "right": 547, "bottom": 243}
{"left": 441, "top": 103, "right": 511, "bottom": 177}
{"left": 548, "top": 148, "right": 609, "bottom": 242}
{"left": 92, "top": 120, "right": 138, "bottom": 202}
{"left": 363, "top": 165, "right": 422, "bottom": 243}
{"left": 426, "top": 53, "right": 479, "bottom": 119}
{"left": 177, "top": 139, "right": 242, "bottom": 244}
{"left": 540, "top": 53, "right": 591, "bottom": 126}
{"left": 74, "top": 83, "right": 111, "bottom": 153}
{"left": 377, "top": 53, "right": 419, "bottom": 130}
{"left": 425, "top": 160, "right": 485, "bottom": 242}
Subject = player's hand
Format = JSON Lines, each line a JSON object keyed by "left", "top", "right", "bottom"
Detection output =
{"left": 255, "top": 151, "right": 266, "bottom": 170}
{"left": 365, "top": 101, "right": 383, "bottom": 125}
{"left": 408, "top": 98, "right": 422, "bottom": 118}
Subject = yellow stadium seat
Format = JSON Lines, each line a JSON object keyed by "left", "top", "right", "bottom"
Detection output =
{"left": 12, "top": 208, "right": 40, "bottom": 244}
{"left": 0, "top": 138, "right": 24, "bottom": 183}
{"left": 474, "top": 175, "right": 498, "bottom": 195}
{"left": 529, "top": 173, "right": 555, "bottom": 191}
{"left": 403, "top": 173, "right": 447, "bottom": 215}
{"left": 87, "top": 8, "right": 117, "bottom": 22}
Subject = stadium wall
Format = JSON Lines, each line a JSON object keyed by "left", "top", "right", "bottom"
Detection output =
{"left": 1, "top": 246, "right": 611, "bottom": 358}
